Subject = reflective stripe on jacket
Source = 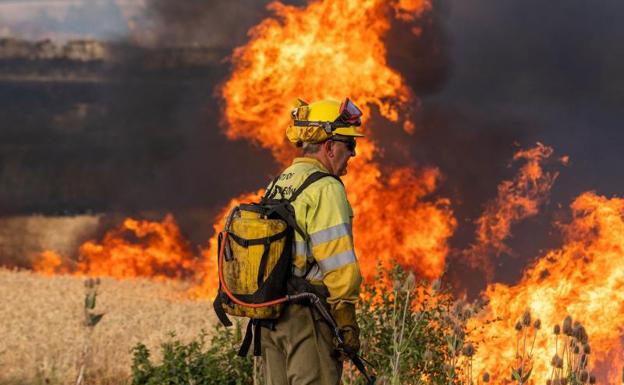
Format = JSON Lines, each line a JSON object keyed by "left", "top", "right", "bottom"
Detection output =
{"left": 268, "top": 157, "right": 362, "bottom": 312}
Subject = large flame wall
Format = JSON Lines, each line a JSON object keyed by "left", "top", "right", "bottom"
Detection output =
{"left": 219, "top": 0, "right": 455, "bottom": 282}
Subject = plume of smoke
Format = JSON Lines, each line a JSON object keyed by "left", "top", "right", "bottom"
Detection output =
{"left": 385, "top": 0, "right": 451, "bottom": 96}
{"left": 127, "top": 0, "right": 277, "bottom": 47}
{"left": 0, "top": 0, "right": 127, "bottom": 41}
{"left": 0, "top": 215, "right": 100, "bottom": 268}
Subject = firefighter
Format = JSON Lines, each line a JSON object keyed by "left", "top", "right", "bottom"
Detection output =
{"left": 261, "top": 98, "right": 364, "bottom": 385}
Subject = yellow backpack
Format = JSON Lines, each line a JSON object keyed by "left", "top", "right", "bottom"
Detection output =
{"left": 213, "top": 171, "right": 338, "bottom": 356}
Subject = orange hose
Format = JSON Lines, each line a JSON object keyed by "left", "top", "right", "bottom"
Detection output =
{"left": 218, "top": 231, "right": 289, "bottom": 308}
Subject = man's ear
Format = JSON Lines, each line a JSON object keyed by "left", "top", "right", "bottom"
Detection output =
{"left": 324, "top": 140, "right": 335, "bottom": 157}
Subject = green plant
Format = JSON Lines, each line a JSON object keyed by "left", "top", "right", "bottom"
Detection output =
{"left": 344, "top": 265, "right": 478, "bottom": 385}
{"left": 547, "top": 316, "right": 595, "bottom": 385}
{"left": 510, "top": 309, "right": 540, "bottom": 384}
{"left": 129, "top": 265, "right": 485, "bottom": 385}
{"left": 130, "top": 322, "right": 255, "bottom": 385}
{"left": 76, "top": 278, "right": 105, "bottom": 385}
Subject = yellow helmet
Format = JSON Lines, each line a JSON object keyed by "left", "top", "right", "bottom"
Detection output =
{"left": 286, "top": 98, "right": 365, "bottom": 146}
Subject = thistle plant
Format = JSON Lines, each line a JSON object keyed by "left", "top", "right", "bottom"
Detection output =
{"left": 461, "top": 342, "right": 475, "bottom": 383}
{"left": 75, "top": 278, "right": 105, "bottom": 385}
{"left": 388, "top": 270, "right": 418, "bottom": 384}
{"left": 548, "top": 316, "right": 595, "bottom": 385}
{"left": 509, "top": 309, "right": 540, "bottom": 384}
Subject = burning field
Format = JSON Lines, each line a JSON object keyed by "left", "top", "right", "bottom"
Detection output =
{"left": 1, "top": 0, "right": 623, "bottom": 384}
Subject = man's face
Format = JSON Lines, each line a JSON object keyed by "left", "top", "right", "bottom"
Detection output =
{"left": 327, "top": 137, "right": 357, "bottom": 176}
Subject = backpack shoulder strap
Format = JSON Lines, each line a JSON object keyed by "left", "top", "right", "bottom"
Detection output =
{"left": 288, "top": 171, "right": 342, "bottom": 203}
{"left": 263, "top": 174, "right": 282, "bottom": 200}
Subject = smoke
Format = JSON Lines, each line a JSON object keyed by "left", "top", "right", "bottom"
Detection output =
{"left": 434, "top": 0, "right": 624, "bottom": 244}
{"left": 0, "top": 215, "right": 101, "bottom": 268}
{"left": 443, "top": 0, "right": 624, "bottom": 111}
{"left": 0, "top": 0, "right": 128, "bottom": 41}
{"left": 130, "top": 0, "right": 271, "bottom": 47}
{"left": 0, "top": 1, "right": 288, "bottom": 250}
{"left": 385, "top": 0, "right": 452, "bottom": 96}
{"left": 1, "top": 0, "right": 623, "bottom": 281}
{"left": 380, "top": 0, "right": 624, "bottom": 291}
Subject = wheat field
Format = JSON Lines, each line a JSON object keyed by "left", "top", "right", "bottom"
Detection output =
{"left": 0, "top": 268, "right": 215, "bottom": 385}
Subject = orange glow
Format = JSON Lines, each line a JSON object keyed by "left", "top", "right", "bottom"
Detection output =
{"left": 222, "top": 0, "right": 426, "bottom": 160}
{"left": 32, "top": 250, "right": 69, "bottom": 276}
{"left": 471, "top": 192, "right": 624, "bottom": 383}
{"left": 392, "top": 0, "right": 431, "bottom": 21}
{"left": 219, "top": 0, "right": 455, "bottom": 282}
{"left": 33, "top": 215, "right": 197, "bottom": 282}
{"left": 464, "top": 143, "right": 563, "bottom": 279}
{"left": 348, "top": 164, "right": 455, "bottom": 280}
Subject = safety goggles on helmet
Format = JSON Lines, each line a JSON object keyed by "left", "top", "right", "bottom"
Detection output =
{"left": 336, "top": 98, "right": 362, "bottom": 126}
{"left": 292, "top": 97, "right": 363, "bottom": 134}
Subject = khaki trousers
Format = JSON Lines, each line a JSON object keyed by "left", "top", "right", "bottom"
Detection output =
{"left": 261, "top": 304, "right": 342, "bottom": 385}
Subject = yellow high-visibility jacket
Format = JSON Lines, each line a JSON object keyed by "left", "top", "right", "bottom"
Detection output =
{"left": 268, "top": 157, "right": 362, "bottom": 312}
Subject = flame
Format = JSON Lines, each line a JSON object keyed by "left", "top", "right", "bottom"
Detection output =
{"left": 33, "top": 215, "right": 197, "bottom": 282}
{"left": 32, "top": 250, "right": 69, "bottom": 276}
{"left": 219, "top": 0, "right": 455, "bottom": 282}
{"left": 464, "top": 143, "right": 564, "bottom": 279}
{"left": 471, "top": 192, "right": 624, "bottom": 383}
{"left": 349, "top": 164, "right": 455, "bottom": 279}
{"left": 222, "top": 0, "right": 427, "bottom": 160}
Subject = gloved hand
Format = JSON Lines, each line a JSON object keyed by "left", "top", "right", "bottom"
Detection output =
{"left": 331, "top": 303, "right": 360, "bottom": 361}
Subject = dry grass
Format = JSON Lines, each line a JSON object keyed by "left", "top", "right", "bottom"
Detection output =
{"left": 0, "top": 268, "right": 215, "bottom": 385}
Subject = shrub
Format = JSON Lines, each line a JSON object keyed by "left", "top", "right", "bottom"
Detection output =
{"left": 130, "top": 322, "right": 254, "bottom": 385}
{"left": 130, "top": 266, "right": 474, "bottom": 385}
{"left": 344, "top": 265, "right": 475, "bottom": 385}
